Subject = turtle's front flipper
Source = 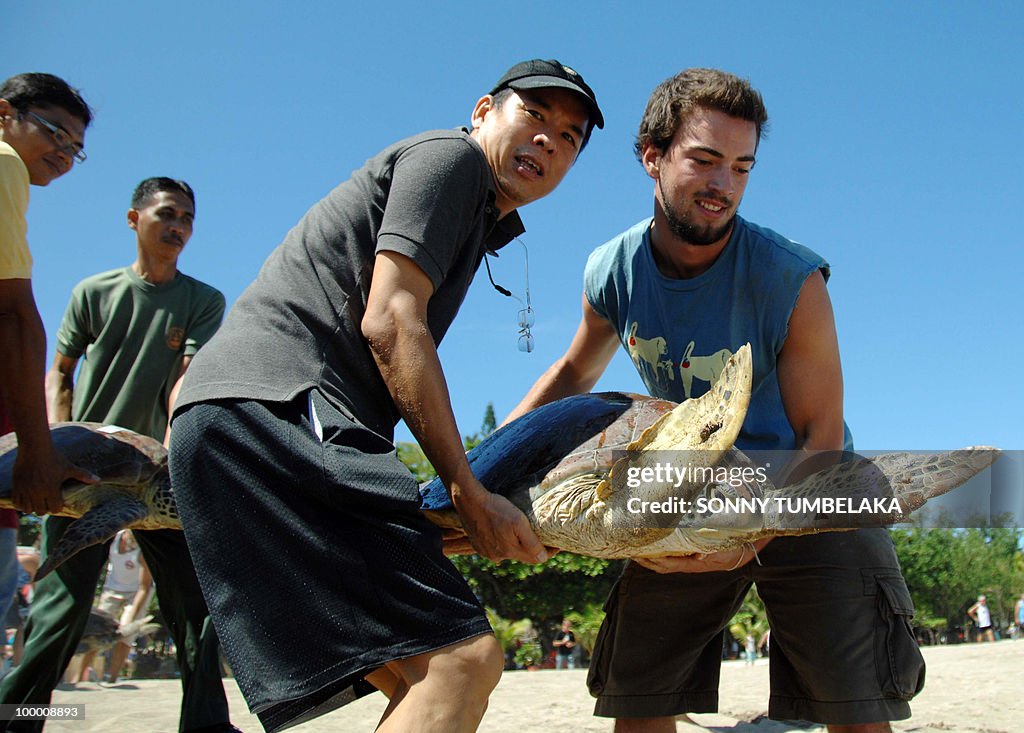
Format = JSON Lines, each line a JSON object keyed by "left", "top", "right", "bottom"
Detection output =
{"left": 36, "top": 498, "right": 151, "bottom": 580}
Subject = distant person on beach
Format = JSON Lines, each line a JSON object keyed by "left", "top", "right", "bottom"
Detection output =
{"left": 967, "top": 595, "right": 996, "bottom": 642}
{"left": 76, "top": 530, "right": 154, "bottom": 685}
{"left": 553, "top": 619, "right": 577, "bottom": 670}
{"left": 744, "top": 634, "right": 757, "bottom": 666}
{"left": 4, "top": 543, "right": 40, "bottom": 667}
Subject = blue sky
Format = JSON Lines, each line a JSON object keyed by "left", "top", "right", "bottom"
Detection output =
{"left": 7, "top": 1, "right": 1023, "bottom": 452}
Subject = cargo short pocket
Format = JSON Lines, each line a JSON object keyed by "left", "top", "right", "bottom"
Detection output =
{"left": 870, "top": 571, "right": 926, "bottom": 700}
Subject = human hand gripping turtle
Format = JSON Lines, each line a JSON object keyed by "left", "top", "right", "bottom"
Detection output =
{"left": 2, "top": 375, "right": 98, "bottom": 515}
{"left": 633, "top": 538, "right": 773, "bottom": 575}
{"left": 361, "top": 249, "right": 552, "bottom": 565}
{"left": 11, "top": 429, "right": 98, "bottom": 515}
{"left": 446, "top": 471, "right": 551, "bottom": 564}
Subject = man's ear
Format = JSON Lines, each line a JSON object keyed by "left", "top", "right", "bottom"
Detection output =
{"left": 127, "top": 208, "right": 139, "bottom": 230}
{"left": 641, "top": 143, "right": 661, "bottom": 180}
{"left": 470, "top": 94, "right": 495, "bottom": 131}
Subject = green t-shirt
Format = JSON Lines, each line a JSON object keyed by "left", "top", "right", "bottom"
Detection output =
{"left": 56, "top": 266, "right": 225, "bottom": 440}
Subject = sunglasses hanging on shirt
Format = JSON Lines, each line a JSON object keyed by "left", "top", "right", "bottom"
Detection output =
{"left": 484, "top": 237, "right": 535, "bottom": 353}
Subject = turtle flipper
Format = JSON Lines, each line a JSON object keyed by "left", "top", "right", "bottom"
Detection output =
{"left": 868, "top": 446, "right": 1001, "bottom": 510}
{"left": 36, "top": 498, "right": 151, "bottom": 580}
{"left": 764, "top": 446, "right": 1002, "bottom": 532}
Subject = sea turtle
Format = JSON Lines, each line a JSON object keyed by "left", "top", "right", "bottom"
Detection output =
{"left": 421, "top": 344, "right": 1000, "bottom": 557}
{"left": 0, "top": 423, "right": 176, "bottom": 578}
{"left": 0, "top": 346, "right": 999, "bottom": 575}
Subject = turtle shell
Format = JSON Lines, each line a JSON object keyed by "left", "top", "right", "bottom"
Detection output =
{"left": 419, "top": 392, "right": 675, "bottom": 512}
{"left": 0, "top": 422, "right": 167, "bottom": 501}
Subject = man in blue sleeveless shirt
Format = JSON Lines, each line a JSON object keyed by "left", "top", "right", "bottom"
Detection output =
{"left": 506, "top": 69, "right": 924, "bottom": 732}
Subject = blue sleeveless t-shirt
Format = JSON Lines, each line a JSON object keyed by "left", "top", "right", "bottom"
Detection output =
{"left": 584, "top": 216, "right": 853, "bottom": 456}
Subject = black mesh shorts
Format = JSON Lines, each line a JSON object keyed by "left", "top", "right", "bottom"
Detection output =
{"left": 586, "top": 529, "right": 925, "bottom": 725}
{"left": 169, "top": 390, "right": 491, "bottom": 732}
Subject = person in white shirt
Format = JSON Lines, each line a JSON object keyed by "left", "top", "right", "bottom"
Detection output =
{"left": 967, "top": 595, "right": 996, "bottom": 643}
{"left": 77, "top": 531, "right": 154, "bottom": 684}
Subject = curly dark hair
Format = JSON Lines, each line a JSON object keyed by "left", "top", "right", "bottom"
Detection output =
{"left": 635, "top": 68, "right": 768, "bottom": 162}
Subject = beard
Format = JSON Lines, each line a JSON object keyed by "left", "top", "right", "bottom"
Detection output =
{"left": 659, "top": 179, "right": 736, "bottom": 246}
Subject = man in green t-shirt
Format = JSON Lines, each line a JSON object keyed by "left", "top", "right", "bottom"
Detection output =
{"left": 0, "top": 178, "right": 238, "bottom": 733}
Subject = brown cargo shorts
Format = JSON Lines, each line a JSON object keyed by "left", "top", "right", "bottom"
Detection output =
{"left": 587, "top": 529, "right": 925, "bottom": 725}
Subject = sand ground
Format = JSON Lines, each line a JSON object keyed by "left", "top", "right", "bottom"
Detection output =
{"left": 39, "top": 638, "right": 1020, "bottom": 732}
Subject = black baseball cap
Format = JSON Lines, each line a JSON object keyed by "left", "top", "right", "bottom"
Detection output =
{"left": 491, "top": 59, "right": 605, "bottom": 132}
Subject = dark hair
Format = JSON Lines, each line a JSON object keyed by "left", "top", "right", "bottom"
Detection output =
{"left": 489, "top": 86, "right": 595, "bottom": 153}
{"left": 131, "top": 177, "right": 196, "bottom": 214}
{"left": 634, "top": 68, "right": 768, "bottom": 162}
{"left": 491, "top": 87, "right": 516, "bottom": 110}
{"left": 0, "top": 73, "right": 92, "bottom": 128}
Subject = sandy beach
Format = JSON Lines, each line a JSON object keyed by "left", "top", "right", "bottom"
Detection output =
{"left": 36, "top": 638, "right": 1020, "bottom": 732}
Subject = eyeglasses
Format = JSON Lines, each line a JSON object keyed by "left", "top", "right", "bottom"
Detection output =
{"left": 25, "top": 111, "right": 87, "bottom": 164}
{"left": 484, "top": 236, "right": 535, "bottom": 353}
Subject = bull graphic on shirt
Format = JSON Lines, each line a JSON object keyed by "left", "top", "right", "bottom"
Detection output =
{"left": 626, "top": 325, "right": 734, "bottom": 398}
{"left": 679, "top": 340, "right": 733, "bottom": 400}
{"left": 626, "top": 322, "right": 674, "bottom": 386}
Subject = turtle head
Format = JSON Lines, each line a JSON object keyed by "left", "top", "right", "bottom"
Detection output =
{"left": 595, "top": 344, "right": 753, "bottom": 505}
{"left": 629, "top": 343, "right": 752, "bottom": 455}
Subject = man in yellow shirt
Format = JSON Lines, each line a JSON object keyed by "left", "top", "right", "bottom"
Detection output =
{"left": 0, "top": 73, "right": 97, "bottom": 515}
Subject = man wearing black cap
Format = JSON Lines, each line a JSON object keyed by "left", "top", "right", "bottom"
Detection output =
{"left": 167, "top": 59, "right": 602, "bottom": 732}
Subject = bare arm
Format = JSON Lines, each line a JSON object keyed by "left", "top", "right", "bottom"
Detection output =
{"left": 362, "top": 251, "right": 547, "bottom": 564}
{"left": 124, "top": 552, "right": 154, "bottom": 625}
{"left": 162, "top": 355, "right": 193, "bottom": 447}
{"left": 0, "top": 280, "right": 93, "bottom": 513}
{"left": 45, "top": 352, "right": 79, "bottom": 423}
{"left": 501, "top": 294, "right": 620, "bottom": 426}
{"left": 637, "top": 271, "right": 843, "bottom": 575}
{"left": 773, "top": 270, "right": 846, "bottom": 481}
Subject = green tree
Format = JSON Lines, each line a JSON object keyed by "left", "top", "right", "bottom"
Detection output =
{"left": 18, "top": 514, "right": 42, "bottom": 547}
{"left": 564, "top": 603, "right": 607, "bottom": 657}
{"left": 463, "top": 401, "right": 497, "bottom": 451}
{"left": 728, "top": 587, "right": 768, "bottom": 645}
{"left": 451, "top": 552, "right": 622, "bottom": 624}
{"left": 396, "top": 442, "right": 435, "bottom": 483}
{"left": 890, "top": 527, "right": 1024, "bottom": 635}
{"left": 486, "top": 607, "right": 534, "bottom": 666}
